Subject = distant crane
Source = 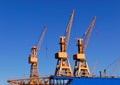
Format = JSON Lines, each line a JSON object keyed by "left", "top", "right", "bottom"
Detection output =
{"left": 55, "top": 10, "right": 74, "bottom": 76}
{"left": 92, "top": 60, "right": 98, "bottom": 77}
{"left": 109, "top": 60, "right": 120, "bottom": 77}
{"left": 73, "top": 16, "right": 96, "bottom": 77}
{"left": 104, "top": 57, "right": 120, "bottom": 77}
{"left": 28, "top": 26, "right": 47, "bottom": 84}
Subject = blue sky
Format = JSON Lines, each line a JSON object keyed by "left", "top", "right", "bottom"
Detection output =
{"left": 0, "top": 0, "right": 120, "bottom": 84}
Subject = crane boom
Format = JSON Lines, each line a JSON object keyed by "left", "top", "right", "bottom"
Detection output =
{"left": 109, "top": 60, "right": 120, "bottom": 77}
{"left": 65, "top": 9, "right": 74, "bottom": 50}
{"left": 83, "top": 16, "right": 96, "bottom": 52}
{"left": 36, "top": 26, "right": 47, "bottom": 55}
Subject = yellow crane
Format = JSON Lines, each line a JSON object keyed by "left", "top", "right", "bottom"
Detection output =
{"left": 7, "top": 26, "right": 47, "bottom": 85}
{"left": 55, "top": 9, "right": 74, "bottom": 76}
{"left": 28, "top": 26, "right": 47, "bottom": 84}
{"left": 73, "top": 16, "right": 96, "bottom": 77}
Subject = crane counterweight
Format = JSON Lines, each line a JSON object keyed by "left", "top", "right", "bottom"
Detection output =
{"left": 29, "top": 46, "right": 38, "bottom": 63}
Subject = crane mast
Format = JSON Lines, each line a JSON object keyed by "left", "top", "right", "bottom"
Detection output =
{"left": 28, "top": 26, "right": 47, "bottom": 84}
{"left": 55, "top": 10, "right": 74, "bottom": 76}
{"left": 73, "top": 16, "right": 96, "bottom": 77}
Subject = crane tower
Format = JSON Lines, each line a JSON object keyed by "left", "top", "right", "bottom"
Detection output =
{"left": 55, "top": 10, "right": 74, "bottom": 76}
{"left": 28, "top": 26, "right": 47, "bottom": 84}
{"left": 7, "top": 26, "right": 47, "bottom": 85}
{"left": 73, "top": 16, "right": 96, "bottom": 77}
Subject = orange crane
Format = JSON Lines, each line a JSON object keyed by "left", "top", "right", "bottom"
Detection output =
{"left": 55, "top": 9, "right": 74, "bottom": 76}
{"left": 73, "top": 16, "right": 96, "bottom": 77}
{"left": 7, "top": 26, "right": 47, "bottom": 85}
{"left": 28, "top": 26, "right": 47, "bottom": 84}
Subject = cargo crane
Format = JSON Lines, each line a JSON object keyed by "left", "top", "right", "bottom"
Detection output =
{"left": 28, "top": 26, "right": 47, "bottom": 84}
{"left": 73, "top": 16, "right": 96, "bottom": 77}
{"left": 109, "top": 60, "right": 120, "bottom": 77}
{"left": 55, "top": 10, "right": 74, "bottom": 76}
{"left": 92, "top": 60, "right": 98, "bottom": 77}
{"left": 7, "top": 26, "right": 47, "bottom": 85}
